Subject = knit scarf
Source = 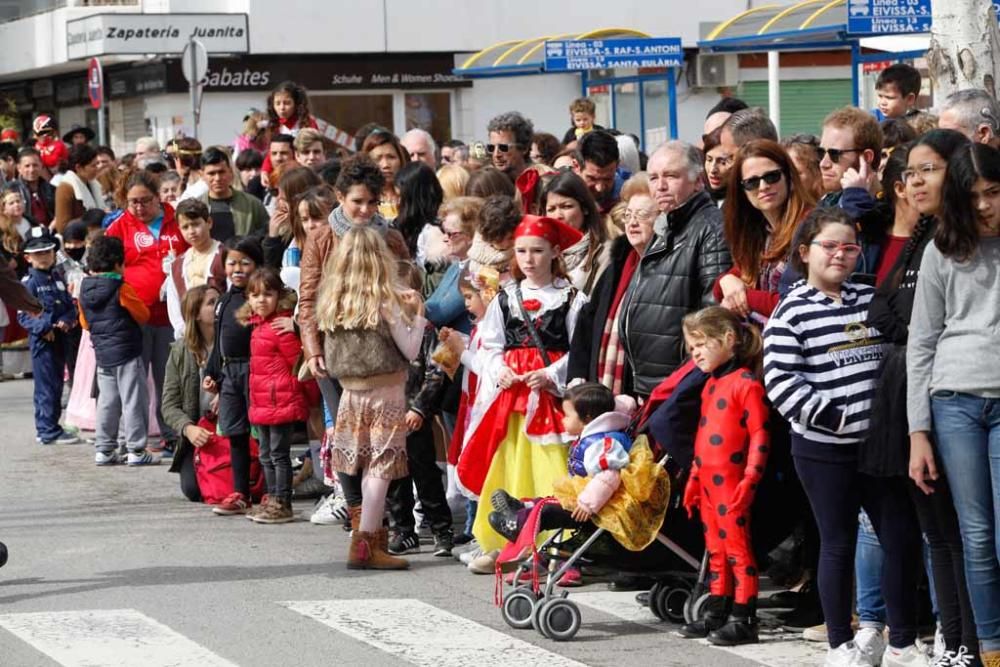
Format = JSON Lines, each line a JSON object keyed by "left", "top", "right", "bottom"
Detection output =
{"left": 562, "top": 233, "right": 591, "bottom": 275}
{"left": 61, "top": 169, "right": 102, "bottom": 211}
{"left": 597, "top": 250, "right": 639, "bottom": 394}
{"left": 328, "top": 205, "right": 390, "bottom": 239}
{"left": 467, "top": 232, "right": 514, "bottom": 274}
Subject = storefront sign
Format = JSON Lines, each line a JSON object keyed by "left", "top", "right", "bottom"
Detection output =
{"left": 847, "top": 0, "right": 932, "bottom": 35}
{"left": 544, "top": 38, "right": 684, "bottom": 71}
{"left": 165, "top": 54, "right": 469, "bottom": 92}
{"left": 107, "top": 64, "right": 168, "bottom": 99}
{"left": 67, "top": 13, "right": 249, "bottom": 59}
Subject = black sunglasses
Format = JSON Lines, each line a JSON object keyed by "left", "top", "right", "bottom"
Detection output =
{"left": 486, "top": 143, "right": 519, "bottom": 154}
{"left": 817, "top": 147, "right": 861, "bottom": 163}
{"left": 740, "top": 169, "right": 783, "bottom": 191}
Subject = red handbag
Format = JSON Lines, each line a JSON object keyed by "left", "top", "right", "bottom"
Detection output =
{"left": 192, "top": 416, "right": 266, "bottom": 505}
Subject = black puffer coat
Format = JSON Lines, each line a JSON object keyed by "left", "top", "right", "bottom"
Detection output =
{"left": 618, "top": 190, "right": 731, "bottom": 397}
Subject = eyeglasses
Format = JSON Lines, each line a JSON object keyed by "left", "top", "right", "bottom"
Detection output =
{"left": 624, "top": 209, "right": 657, "bottom": 223}
{"left": 817, "top": 147, "right": 861, "bottom": 163}
{"left": 740, "top": 169, "right": 783, "bottom": 191}
{"left": 441, "top": 229, "right": 467, "bottom": 241}
{"left": 127, "top": 196, "right": 156, "bottom": 208}
{"left": 811, "top": 240, "right": 862, "bottom": 257}
{"left": 486, "top": 143, "right": 519, "bottom": 154}
{"left": 902, "top": 163, "right": 946, "bottom": 182}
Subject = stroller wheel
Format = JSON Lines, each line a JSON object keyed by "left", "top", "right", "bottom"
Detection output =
{"left": 684, "top": 591, "right": 712, "bottom": 625}
{"left": 648, "top": 582, "right": 667, "bottom": 621}
{"left": 654, "top": 583, "right": 691, "bottom": 624}
{"left": 530, "top": 597, "right": 550, "bottom": 637}
{"left": 502, "top": 587, "right": 538, "bottom": 630}
{"left": 537, "top": 598, "right": 582, "bottom": 642}
{"left": 0, "top": 541, "right": 7, "bottom": 568}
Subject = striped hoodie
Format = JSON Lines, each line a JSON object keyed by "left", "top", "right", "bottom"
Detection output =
{"left": 763, "top": 280, "right": 884, "bottom": 458}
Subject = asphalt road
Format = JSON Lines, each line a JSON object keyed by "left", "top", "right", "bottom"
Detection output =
{"left": 0, "top": 378, "right": 816, "bottom": 667}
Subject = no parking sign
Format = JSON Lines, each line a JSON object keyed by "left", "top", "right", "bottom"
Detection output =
{"left": 87, "top": 57, "right": 102, "bottom": 109}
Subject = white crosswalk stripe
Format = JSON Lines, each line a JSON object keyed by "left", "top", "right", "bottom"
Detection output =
{"left": 571, "top": 591, "right": 829, "bottom": 666}
{"left": 282, "top": 598, "right": 588, "bottom": 667}
{"left": 0, "top": 609, "right": 240, "bottom": 667}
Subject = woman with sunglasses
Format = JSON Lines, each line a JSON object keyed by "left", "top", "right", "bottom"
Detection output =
{"left": 714, "top": 140, "right": 815, "bottom": 324}
{"left": 361, "top": 129, "right": 410, "bottom": 221}
{"left": 106, "top": 170, "right": 190, "bottom": 447}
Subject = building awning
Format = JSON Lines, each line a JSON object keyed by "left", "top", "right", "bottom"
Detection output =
{"left": 699, "top": 0, "right": 851, "bottom": 52}
{"left": 455, "top": 27, "right": 651, "bottom": 78}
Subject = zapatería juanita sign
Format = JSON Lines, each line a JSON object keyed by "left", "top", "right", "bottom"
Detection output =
{"left": 67, "top": 13, "right": 249, "bottom": 59}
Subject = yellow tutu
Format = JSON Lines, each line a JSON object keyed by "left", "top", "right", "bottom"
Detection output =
{"left": 472, "top": 413, "right": 569, "bottom": 553}
{"left": 552, "top": 435, "right": 670, "bottom": 551}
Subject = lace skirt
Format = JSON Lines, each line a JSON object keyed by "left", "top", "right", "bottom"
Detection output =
{"left": 324, "top": 383, "right": 409, "bottom": 481}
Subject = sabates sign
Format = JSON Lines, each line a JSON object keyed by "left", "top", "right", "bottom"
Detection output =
{"left": 67, "top": 13, "right": 249, "bottom": 59}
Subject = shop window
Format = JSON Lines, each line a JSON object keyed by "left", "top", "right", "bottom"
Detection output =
{"left": 310, "top": 93, "right": 394, "bottom": 142}
{"left": 404, "top": 92, "right": 451, "bottom": 143}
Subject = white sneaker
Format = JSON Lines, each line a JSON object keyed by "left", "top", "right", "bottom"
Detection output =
{"left": 126, "top": 450, "right": 161, "bottom": 466}
{"left": 932, "top": 625, "right": 945, "bottom": 663}
{"left": 309, "top": 494, "right": 349, "bottom": 525}
{"left": 94, "top": 450, "right": 120, "bottom": 466}
{"left": 468, "top": 549, "right": 499, "bottom": 574}
{"left": 945, "top": 646, "right": 977, "bottom": 667}
{"left": 856, "top": 627, "right": 887, "bottom": 666}
{"left": 882, "top": 644, "right": 932, "bottom": 667}
{"left": 459, "top": 546, "right": 483, "bottom": 565}
{"left": 826, "top": 642, "right": 867, "bottom": 667}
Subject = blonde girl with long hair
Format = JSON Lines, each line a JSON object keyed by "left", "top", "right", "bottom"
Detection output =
{"left": 317, "top": 226, "right": 426, "bottom": 570}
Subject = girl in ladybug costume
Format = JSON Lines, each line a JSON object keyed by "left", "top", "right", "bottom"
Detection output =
{"left": 680, "top": 306, "right": 769, "bottom": 646}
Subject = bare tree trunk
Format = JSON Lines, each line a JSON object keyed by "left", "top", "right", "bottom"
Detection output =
{"left": 928, "top": 0, "right": 1000, "bottom": 99}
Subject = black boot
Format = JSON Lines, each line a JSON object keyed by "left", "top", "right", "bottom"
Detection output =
{"left": 488, "top": 510, "right": 520, "bottom": 542}
{"left": 708, "top": 601, "right": 760, "bottom": 646}
{"left": 679, "top": 595, "right": 731, "bottom": 639}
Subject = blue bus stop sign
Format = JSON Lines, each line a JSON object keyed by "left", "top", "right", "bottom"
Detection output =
{"left": 544, "top": 38, "right": 683, "bottom": 72}
{"left": 847, "top": 0, "right": 932, "bottom": 35}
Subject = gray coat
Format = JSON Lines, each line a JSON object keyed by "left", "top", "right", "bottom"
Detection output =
{"left": 619, "top": 190, "right": 731, "bottom": 396}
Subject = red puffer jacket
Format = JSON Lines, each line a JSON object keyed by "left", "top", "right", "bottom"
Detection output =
{"left": 247, "top": 306, "right": 309, "bottom": 426}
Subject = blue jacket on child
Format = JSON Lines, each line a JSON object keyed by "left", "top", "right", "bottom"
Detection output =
{"left": 567, "top": 410, "right": 633, "bottom": 478}
{"left": 17, "top": 266, "right": 76, "bottom": 353}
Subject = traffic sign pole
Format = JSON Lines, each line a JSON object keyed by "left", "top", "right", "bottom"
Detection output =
{"left": 181, "top": 39, "right": 208, "bottom": 140}
{"left": 87, "top": 57, "right": 105, "bottom": 146}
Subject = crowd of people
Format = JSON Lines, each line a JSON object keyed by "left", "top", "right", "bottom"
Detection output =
{"left": 2, "top": 65, "right": 1000, "bottom": 667}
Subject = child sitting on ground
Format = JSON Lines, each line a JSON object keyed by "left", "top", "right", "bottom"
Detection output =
{"left": 78, "top": 236, "right": 157, "bottom": 467}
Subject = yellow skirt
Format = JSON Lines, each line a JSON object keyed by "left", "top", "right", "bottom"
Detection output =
{"left": 472, "top": 413, "right": 569, "bottom": 553}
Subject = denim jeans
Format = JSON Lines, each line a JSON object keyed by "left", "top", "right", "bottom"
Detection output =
{"left": 856, "top": 510, "right": 887, "bottom": 629}
{"left": 931, "top": 390, "right": 1000, "bottom": 650}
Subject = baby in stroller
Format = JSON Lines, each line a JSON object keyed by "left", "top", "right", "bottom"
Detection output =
{"left": 488, "top": 382, "right": 670, "bottom": 584}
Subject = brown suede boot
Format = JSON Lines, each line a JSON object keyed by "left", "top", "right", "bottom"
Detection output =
{"left": 370, "top": 529, "right": 409, "bottom": 570}
{"left": 982, "top": 650, "right": 1000, "bottom": 667}
{"left": 347, "top": 531, "right": 409, "bottom": 570}
{"left": 348, "top": 505, "right": 362, "bottom": 532}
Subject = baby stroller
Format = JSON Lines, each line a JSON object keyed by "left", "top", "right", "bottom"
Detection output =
{"left": 497, "top": 362, "right": 798, "bottom": 642}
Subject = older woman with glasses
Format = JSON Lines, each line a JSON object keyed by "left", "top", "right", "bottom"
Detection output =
{"left": 567, "top": 173, "right": 655, "bottom": 394}
{"left": 714, "top": 139, "right": 815, "bottom": 323}
{"left": 106, "top": 170, "right": 190, "bottom": 447}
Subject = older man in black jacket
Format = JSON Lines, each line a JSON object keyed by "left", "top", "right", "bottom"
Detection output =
{"left": 619, "top": 141, "right": 731, "bottom": 397}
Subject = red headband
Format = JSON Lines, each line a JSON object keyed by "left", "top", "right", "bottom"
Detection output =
{"left": 513, "top": 214, "right": 584, "bottom": 250}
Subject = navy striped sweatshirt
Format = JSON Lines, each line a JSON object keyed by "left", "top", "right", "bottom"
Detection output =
{"left": 763, "top": 280, "right": 884, "bottom": 461}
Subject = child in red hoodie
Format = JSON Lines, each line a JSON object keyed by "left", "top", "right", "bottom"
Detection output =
{"left": 239, "top": 266, "right": 308, "bottom": 524}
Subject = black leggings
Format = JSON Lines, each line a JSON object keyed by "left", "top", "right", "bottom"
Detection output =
{"left": 794, "top": 453, "right": 922, "bottom": 649}
{"left": 909, "top": 477, "right": 979, "bottom": 653}
{"left": 229, "top": 433, "right": 252, "bottom": 498}
{"left": 338, "top": 471, "right": 363, "bottom": 507}
{"left": 388, "top": 420, "right": 452, "bottom": 534}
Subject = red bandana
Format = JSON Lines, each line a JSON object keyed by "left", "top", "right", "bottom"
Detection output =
{"left": 513, "top": 215, "right": 583, "bottom": 250}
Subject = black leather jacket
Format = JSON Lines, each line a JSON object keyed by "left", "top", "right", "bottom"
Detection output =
{"left": 619, "top": 190, "right": 731, "bottom": 396}
{"left": 406, "top": 323, "right": 448, "bottom": 419}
